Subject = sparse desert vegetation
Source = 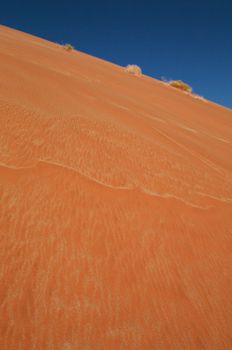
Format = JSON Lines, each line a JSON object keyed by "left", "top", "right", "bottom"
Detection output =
{"left": 64, "top": 43, "right": 74, "bottom": 51}
{"left": 162, "top": 78, "right": 205, "bottom": 101}
{"left": 192, "top": 93, "right": 206, "bottom": 101}
{"left": 168, "top": 80, "right": 192, "bottom": 92}
{"left": 125, "top": 64, "right": 142, "bottom": 76}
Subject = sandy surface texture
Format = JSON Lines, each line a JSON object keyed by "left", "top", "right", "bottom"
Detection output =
{"left": 0, "top": 25, "right": 232, "bottom": 350}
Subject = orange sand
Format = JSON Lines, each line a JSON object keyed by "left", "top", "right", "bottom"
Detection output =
{"left": 0, "top": 25, "right": 232, "bottom": 350}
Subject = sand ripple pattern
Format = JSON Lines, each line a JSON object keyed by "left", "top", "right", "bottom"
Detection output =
{"left": 0, "top": 25, "right": 232, "bottom": 350}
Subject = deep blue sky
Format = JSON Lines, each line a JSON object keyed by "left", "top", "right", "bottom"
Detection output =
{"left": 1, "top": 0, "right": 232, "bottom": 108}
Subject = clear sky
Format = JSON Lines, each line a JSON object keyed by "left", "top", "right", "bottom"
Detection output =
{"left": 1, "top": 0, "right": 232, "bottom": 109}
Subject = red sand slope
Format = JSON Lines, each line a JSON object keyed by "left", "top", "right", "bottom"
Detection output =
{"left": 0, "top": 25, "right": 232, "bottom": 350}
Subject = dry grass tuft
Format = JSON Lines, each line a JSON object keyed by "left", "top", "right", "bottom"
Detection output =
{"left": 125, "top": 64, "right": 142, "bottom": 76}
{"left": 169, "top": 80, "right": 192, "bottom": 92}
{"left": 192, "top": 93, "right": 206, "bottom": 102}
{"left": 64, "top": 43, "right": 74, "bottom": 51}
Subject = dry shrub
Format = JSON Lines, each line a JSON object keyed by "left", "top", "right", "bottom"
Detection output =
{"left": 125, "top": 64, "right": 142, "bottom": 76}
{"left": 192, "top": 93, "right": 206, "bottom": 102}
{"left": 64, "top": 43, "right": 74, "bottom": 51}
{"left": 169, "top": 80, "right": 192, "bottom": 92}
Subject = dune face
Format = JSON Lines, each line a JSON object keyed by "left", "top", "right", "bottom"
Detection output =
{"left": 0, "top": 24, "right": 232, "bottom": 350}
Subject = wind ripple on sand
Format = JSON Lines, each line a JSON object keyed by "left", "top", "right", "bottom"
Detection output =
{"left": 1, "top": 24, "right": 232, "bottom": 350}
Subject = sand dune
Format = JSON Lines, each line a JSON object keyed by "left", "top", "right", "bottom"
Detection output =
{"left": 0, "top": 24, "right": 232, "bottom": 349}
